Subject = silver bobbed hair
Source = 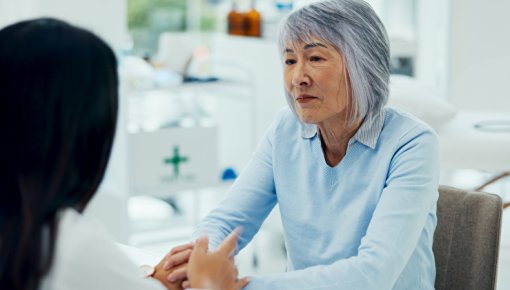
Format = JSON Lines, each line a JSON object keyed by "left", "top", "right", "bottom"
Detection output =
{"left": 277, "top": 0, "right": 390, "bottom": 126}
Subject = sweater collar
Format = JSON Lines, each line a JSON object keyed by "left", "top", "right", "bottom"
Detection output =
{"left": 300, "top": 110, "right": 385, "bottom": 149}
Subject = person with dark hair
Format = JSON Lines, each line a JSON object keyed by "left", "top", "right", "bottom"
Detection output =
{"left": 0, "top": 18, "right": 248, "bottom": 290}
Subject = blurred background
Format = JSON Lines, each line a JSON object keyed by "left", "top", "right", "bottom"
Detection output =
{"left": 1, "top": 0, "right": 509, "bottom": 288}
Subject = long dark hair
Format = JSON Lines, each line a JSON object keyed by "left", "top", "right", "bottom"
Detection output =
{"left": 0, "top": 18, "right": 118, "bottom": 290}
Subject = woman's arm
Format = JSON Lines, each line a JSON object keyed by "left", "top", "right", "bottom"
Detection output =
{"left": 163, "top": 116, "right": 281, "bottom": 283}
{"left": 192, "top": 119, "right": 279, "bottom": 251}
{"left": 243, "top": 128, "right": 440, "bottom": 290}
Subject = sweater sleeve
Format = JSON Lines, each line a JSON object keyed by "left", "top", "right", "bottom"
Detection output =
{"left": 191, "top": 114, "right": 280, "bottom": 251}
{"left": 244, "top": 127, "right": 440, "bottom": 290}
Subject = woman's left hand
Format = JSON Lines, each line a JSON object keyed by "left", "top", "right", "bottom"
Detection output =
{"left": 187, "top": 230, "right": 249, "bottom": 290}
{"left": 151, "top": 256, "right": 187, "bottom": 290}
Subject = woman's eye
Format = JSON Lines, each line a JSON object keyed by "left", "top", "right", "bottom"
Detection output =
{"left": 310, "top": 56, "right": 323, "bottom": 62}
{"left": 285, "top": 59, "right": 296, "bottom": 65}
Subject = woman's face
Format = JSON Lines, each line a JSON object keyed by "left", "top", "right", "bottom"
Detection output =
{"left": 283, "top": 39, "right": 350, "bottom": 125}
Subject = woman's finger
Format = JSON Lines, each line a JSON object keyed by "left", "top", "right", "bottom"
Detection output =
{"left": 166, "top": 266, "right": 188, "bottom": 283}
{"left": 192, "top": 235, "right": 209, "bottom": 255}
{"left": 217, "top": 228, "right": 241, "bottom": 256}
{"left": 163, "top": 249, "right": 192, "bottom": 270}
{"left": 168, "top": 242, "right": 194, "bottom": 256}
{"left": 235, "top": 277, "right": 250, "bottom": 289}
{"left": 181, "top": 280, "right": 191, "bottom": 289}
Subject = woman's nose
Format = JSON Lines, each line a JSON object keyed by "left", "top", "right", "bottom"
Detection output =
{"left": 291, "top": 66, "right": 310, "bottom": 87}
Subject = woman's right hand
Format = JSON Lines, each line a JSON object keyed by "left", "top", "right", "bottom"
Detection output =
{"left": 187, "top": 230, "right": 249, "bottom": 290}
{"left": 164, "top": 242, "right": 194, "bottom": 286}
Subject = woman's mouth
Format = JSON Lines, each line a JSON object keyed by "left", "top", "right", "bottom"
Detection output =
{"left": 296, "top": 94, "right": 318, "bottom": 104}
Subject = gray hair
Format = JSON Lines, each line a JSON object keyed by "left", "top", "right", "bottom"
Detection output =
{"left": 277, "top": 0, "right": 390, "bottom": 126}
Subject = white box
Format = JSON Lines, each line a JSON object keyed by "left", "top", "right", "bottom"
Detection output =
{"left": 128, "top": 126, "right": 218, "bottom": 196}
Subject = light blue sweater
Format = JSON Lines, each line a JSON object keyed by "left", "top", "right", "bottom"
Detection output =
{"left": 193, "top": 107, "right": 439, "bottom": 290}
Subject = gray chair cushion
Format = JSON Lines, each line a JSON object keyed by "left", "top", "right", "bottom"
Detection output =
{"left": 434, "top": 185, "right": 503, "bottom": 290}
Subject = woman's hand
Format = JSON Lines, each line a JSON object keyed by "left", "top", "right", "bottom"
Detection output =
{"left": 187, "top": 230, "right": 249, "bottom": 290}
{"left": 164, "top": 242, "right": 194, "bottom": 270}
{"left": 164, "top": 242, "right": 194, "bottom": 286}
{"left": 151, "top": 255, "right": 187, "bottom": 290}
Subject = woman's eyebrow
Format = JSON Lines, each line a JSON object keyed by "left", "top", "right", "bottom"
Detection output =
{"left": 303, "top": 42, "right": 328, "bottom": 50}
{"left": 284, "top": 42, "right": 328, "bottom": 54}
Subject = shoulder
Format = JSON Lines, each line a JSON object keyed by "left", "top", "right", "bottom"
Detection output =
{"left": 273, "top": 106, "right": 299, "bottom": 127}
{"left": 44, "top": 209, "right": 164, "bottom": 290}
{"left": 381, "top": 107, "right": 438, "bottom": 146}
{"left": 268, "top": 106, "right": 302, "bottom": 138}
{"left": 51, "top": 209, "right": 127, "bottom": 279}
{"left": 56, "top": 209, "right": 114, "bottom": 262}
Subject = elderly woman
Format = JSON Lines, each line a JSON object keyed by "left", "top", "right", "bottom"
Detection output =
{"left": 165, "top": 0, "right": 439, "bottom": 289}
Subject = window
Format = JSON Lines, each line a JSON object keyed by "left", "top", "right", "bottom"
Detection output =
{"left": 128, "top": 0, "right": 187, "bottom": 56}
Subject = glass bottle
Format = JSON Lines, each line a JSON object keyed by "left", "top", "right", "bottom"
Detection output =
{"left": 227, "top": 1, "right": 245, "bottom": 36}
{"left": 244, "top": 0, "right": 261, "bottom": 37}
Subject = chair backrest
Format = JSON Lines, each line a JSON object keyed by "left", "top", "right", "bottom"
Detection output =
{"left": 434, "top": 185, "right": 503, "bottom": 290}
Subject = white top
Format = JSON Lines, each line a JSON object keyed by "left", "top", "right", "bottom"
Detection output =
{"left": 40, "top": 208, "right": 165, "bottom": 290}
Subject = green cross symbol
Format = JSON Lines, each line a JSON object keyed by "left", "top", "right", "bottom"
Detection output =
{"left": 164, "top": 146, "right": 189, "bottom": 177}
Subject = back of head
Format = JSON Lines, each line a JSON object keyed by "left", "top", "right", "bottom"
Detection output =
{"left": 0, "top": 18, "right": 118, "bottom": 290}
{"left": 278, "top": 0, "right": 390, "bottom": 125}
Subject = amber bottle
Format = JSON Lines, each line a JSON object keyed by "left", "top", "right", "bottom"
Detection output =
{"left": 228, "top": 2, "right": 245, "bottom": 36}
{"left": 244, "top": 1, "right": 261, "bottom": 37}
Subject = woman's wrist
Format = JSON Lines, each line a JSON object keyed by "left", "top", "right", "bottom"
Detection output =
{"left": 189, "top": 278, "right": 217, "bottom": 290}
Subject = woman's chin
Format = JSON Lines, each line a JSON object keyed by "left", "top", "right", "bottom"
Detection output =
{"left": 298, "top": 115, "right": 318, "bottom": 124}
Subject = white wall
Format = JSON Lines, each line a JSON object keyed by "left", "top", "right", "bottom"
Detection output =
{"left": 415, "top": 0, "right": 449, "bottom": 98}
{"left": 0, "top": 0, "right": 35, "bottom": 28}
{"left": 208, "top": 35, "right": 287, "bottom": 148}
{"left": 0, "top": 0, "right": 128, "bottom": 50}
{"left": 448, "top": 0, "right": 510, "bottom": 111}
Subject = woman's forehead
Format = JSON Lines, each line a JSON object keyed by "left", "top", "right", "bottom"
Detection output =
{"left": 283, "top": 38, "right": 342, "bottom": 57}
{"left": 284, "top": 38, "right": 329, "bottom": 50}
{"left": 282, "top": 30, "right": 336, "bottom": 48}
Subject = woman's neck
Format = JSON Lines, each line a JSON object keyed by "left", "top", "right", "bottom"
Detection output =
{"left": 317, "top": 115, "right": 362, "bottom": 167}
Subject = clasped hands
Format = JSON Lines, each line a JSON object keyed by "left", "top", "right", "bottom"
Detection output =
{"left": 150, "top": 229, "right": 249, "bottom": 290}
